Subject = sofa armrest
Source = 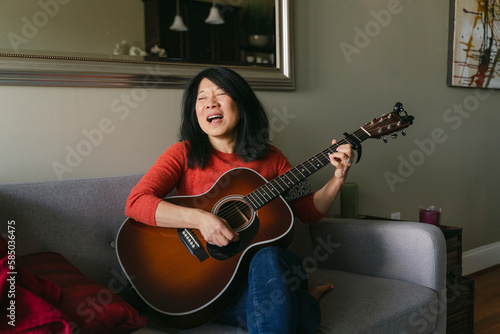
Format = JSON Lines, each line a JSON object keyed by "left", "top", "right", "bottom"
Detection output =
{"left": 308, "top": 217, "right": 446, "bottom": 293}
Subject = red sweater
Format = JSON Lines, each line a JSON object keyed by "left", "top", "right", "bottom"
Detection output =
{"left": 125, "top": 142, "right": 324, "bottom": 226}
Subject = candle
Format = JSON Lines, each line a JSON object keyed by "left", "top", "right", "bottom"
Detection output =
{"left": 419, "top": 206, "right": 441, "bottom": 226}
{"left": 340, "top": 182, "right": 358, "bottom": 218}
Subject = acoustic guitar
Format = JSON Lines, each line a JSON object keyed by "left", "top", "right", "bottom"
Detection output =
{"left": 116, "top": 103, "right": 414, "bottom": 329}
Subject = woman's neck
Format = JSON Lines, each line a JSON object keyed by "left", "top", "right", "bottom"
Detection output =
{"left": 209, "top": 137, "right": 236, "bottom": 154}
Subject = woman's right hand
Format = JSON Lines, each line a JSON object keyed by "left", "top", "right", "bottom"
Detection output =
{"left": 195, "top": 210, "right": 239, "bottom": 247}
{"left": 154, "top": 200, "right": 239, "bottom": 247}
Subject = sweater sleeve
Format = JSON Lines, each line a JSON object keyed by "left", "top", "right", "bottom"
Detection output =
{"left": 124, "top": 143, "right": 186, "bottom": 226}
{"left": 289, "top": 194, "right": 325, "bottom": 223}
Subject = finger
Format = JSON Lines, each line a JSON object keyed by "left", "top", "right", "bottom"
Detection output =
{"left": 214, "top": 235, "right": 229, "bottom": 247}
{"left": 336, "top": 144, "right": 352, "bottom": 154}
{"left": 207, "top": 230, "right": 229, "bottom": 247}
{"left": 328, "top": 155, "right": 345, "bottom": 171}
{"left": 222, "top": 229, "right": 239, "bottom": 243}
{"left": 219, "top": 218, "right": 239, "bottom": 242}
{"left": 329, "top": 151, "right": 348, "bottom": 163}
{"left": 329, "top": 152, "right": 352, "bottom": 169}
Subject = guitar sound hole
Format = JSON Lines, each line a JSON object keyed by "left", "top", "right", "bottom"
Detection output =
{"left": 215, "top": 199, "right": 254, "bottom": 232}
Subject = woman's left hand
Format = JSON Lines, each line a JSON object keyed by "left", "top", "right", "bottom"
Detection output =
{"left": 328, "top": 139, "right": 353, "bottom": 180}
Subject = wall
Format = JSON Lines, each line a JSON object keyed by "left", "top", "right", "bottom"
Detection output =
{"left": 0, "top": 0, "right": 144, "bottom": 54}
{"left": 1, "top": 0, "right": 499, "bottom": 253}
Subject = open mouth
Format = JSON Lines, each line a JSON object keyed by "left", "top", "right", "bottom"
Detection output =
{"left": 207, "top": 114, "right": 224, "bottom": 123}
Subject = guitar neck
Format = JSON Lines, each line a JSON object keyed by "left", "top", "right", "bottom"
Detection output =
{"left": 244, "top": 128, "right": 370, "bottom": 210}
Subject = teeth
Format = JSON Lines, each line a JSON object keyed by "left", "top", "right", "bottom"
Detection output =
{"left": 208, "top": 115, "right": 223, "bottom": 122}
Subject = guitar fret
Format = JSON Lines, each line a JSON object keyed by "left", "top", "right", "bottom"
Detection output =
{"left": 296, "top": 167, "right": 306, "bottom": 178}
{"left": 289, "top": 170, "right": 303, "bottom": 182}
{"left": 269, "top": 182, "right": 278, "bottom": 193}
{"left": 308, "top": 158, "right": 321, "bottom": 170}
{"left": 274, "top": 178, "right": 287, "bottom": 192}
{"left": 283, "top": 173, "right": 296, "bottom": 186}
{"left": 254, "top": 191, "right": 266, "bottom": 206}
{"left": 267, "top": 183, "right": 280, "bottom": 197}
{"left": 319, "top": 151, "right": 331, "bottom": 162}
{"left": 251, "top": 194, "right": 263, "bottom": 208}
{"left": 302, "top": 164, "right": 313, "bottom": 174}
{"left": 259, "top": 188, "right": 272, "bottom": 202}
{"left": 306, "top": 158, "right": 320, "bottom": 171}
{"left": 245, "top": 193, "right": 258, "bottom": 209}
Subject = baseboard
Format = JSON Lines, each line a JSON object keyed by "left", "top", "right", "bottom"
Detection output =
{"left": 462, "top": 241, "right": 500, "bottom": 275}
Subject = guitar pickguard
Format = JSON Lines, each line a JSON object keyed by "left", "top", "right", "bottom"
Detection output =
{"left": 206, "top": 215, "right": 260, "bottom": 261}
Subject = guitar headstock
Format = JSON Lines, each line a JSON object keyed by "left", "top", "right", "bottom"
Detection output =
{"left": 363, "top": 102, "right": 415, "bottom": 142}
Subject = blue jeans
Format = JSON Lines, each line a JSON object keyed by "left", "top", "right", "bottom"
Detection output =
{"left": 217, "top": 246, "right": 321, "bottom": 334}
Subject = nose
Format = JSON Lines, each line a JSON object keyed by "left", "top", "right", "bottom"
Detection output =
{"left": 206, "top": 95, "right": 219, "bottom": 108}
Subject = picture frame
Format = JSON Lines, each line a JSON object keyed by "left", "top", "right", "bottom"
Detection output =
{"left": 448, "top": 0, "right": 500, "bottom": 89}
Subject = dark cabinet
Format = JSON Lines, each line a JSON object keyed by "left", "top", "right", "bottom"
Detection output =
{"left": 441, "top": 226, "right": 474, "bottom": 333}
{"left": 143, "top": 0, "right": 241, "bottom": 64}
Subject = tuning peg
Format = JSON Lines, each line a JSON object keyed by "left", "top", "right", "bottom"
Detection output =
{"left": 391, "top": 133, "right": 398, "bottom": 139}
{"left": 401, "top": 130, "right": 407, "bottom": 136}
{"left": 382, "top": 137, "right": 388, "bottom": 143}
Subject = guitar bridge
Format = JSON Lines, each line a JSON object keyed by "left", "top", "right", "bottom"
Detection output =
{"left": 177, "top": 228, "right": 209, "bottom": 262}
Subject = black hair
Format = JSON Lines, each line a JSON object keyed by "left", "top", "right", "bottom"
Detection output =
{"left": 180, "top": 66, "right": 270, "bottom": 169}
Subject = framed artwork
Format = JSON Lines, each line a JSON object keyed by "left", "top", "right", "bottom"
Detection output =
{"left": 448, "top": 0, "right": 500, "bottom": 88}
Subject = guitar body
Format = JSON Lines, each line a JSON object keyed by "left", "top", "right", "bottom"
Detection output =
{"left": 116, "top": 168, "right": 294, "bottom": 329}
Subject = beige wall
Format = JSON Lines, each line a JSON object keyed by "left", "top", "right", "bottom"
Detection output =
{"left": 1, "top": 0, "right": 499, "bottom": 252}
{"left": 0, "top": 0, "right": 144, "bottom": 54}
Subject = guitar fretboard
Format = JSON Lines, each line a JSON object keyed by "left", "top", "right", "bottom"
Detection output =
{"left": 244, "top": 128, "right": 369, "bottom": 210}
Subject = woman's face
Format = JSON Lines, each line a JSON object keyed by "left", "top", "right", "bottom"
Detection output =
{"left": 195, "top": 78, "right": 240, "bottom": 145}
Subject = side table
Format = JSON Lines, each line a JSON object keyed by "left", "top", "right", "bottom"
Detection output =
{"left": 441, "top": 225, "right": 474, "bottom": 334}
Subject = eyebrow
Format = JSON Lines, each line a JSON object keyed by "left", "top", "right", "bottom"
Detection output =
{"left": 197, "top": 87, "right": 224, "bottom": 96}
{"left": 197, "top": 88, "right": 211, "bottom": 97}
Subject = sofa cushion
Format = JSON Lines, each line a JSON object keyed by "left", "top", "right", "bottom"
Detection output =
{"left": 136, "top": 269, "right": 439, "bottom": 334}
{"left": 18, "top": 252, "right": 147, "bottom": 334}
{"left": 0, "top": 237, "right": 73, "bottom": 333}
{"left": 309, "top": 268, "right": 438, "bottom": 334}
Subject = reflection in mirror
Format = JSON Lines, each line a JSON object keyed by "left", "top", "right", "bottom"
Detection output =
{"left": 0, "top": 0, "right": 275, "bottom": 66}
{"left": 0, "top": 0, "right": 144, "bottom": 57}
{"left": 0, "top": 0, "right": 293, "bottom": 89}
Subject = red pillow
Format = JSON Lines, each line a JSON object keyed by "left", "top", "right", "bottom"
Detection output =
{"left": 0, "top": 236, "right": 72, "bottom": 334}
{"left": 18, "top": 252, "right": 147, "bottom": 334}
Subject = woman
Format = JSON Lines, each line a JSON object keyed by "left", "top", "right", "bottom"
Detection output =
{"left": 125, "top": 66, "right": 353, "bottom": 333}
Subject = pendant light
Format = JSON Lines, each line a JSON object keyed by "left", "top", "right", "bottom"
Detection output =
{"left": 205, "top": 0, "right": 224, "bottom": 25}
{"left": 170, "top": 0, "right": 188, "bottom": 31}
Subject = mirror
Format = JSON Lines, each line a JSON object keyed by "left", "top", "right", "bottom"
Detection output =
{"left": 0, "top": 0, "right": 294, "bottom": 90}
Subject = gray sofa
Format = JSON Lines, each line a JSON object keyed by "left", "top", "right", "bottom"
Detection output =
{"left": 0, "top": 175, "right": 446, "bottom": 333}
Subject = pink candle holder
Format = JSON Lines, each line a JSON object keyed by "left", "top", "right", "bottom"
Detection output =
{"left": 419, "top": 206, "right": 441, "bottom": 226}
